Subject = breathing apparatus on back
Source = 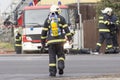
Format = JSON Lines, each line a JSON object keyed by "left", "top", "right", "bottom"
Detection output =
{"left": 48, "top": 10, "right": 61, "bottom": 37}
{"left": 49, "top": 12, "right": 58, "bottom": 22}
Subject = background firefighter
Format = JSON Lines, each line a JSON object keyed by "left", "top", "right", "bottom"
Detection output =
{"left": 93, "top": 7, "right": 113, "bottom": 54}
{"left": 41, "top": 5, "right": 72, "bottom": 77}
{"left": 15, "top": 30, "right": 22, "bottom": 54}
{"left": 108, "top": 14, "right": 120, "bottom": 52}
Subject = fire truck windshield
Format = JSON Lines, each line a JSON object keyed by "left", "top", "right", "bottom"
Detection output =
{"left": 25, "top": 9, "right": 49, "bottom": 26}
{"left": 24, "top": 9, "right": 69, "bottom": 26}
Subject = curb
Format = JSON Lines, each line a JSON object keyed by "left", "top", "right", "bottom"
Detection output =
{"left": 0, "top": 53, "right": 48, "bottom": 56}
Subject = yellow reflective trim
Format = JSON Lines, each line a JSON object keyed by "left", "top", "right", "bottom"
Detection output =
{"left": 99, "top": 16, "right": 104, "bottom": 19}
{"left": 99, "top": 29, "right": 110, "bottom": 32}
{"left": 116, "top": 23, "right": 119, "bottom": 25}
{"left": 104, "top": 21, "right": 110, "bottom": 25}
{"left": 66, "top": 33, "right": 72, "bottom": 36}
{"left": 15, "top": 44, "right": 22, "bottom": 46}
{"left": 41, "top": 36, "right": 47, "bottom": 39}
{"left": 71, "top": 31, "right": 75, "bottom": 35}
{"left": 99, "top": 20, "right": 110, "bottom": 25}
{"left": 107, "top": 45, "right": 112, "bottom": 48}
{"left": 49, "top": 63, "right": 56, "bottom": 66}
{"left": 49, "top": 26, "right": 51, "bottom": 28}
{"left": 59, "top": 24, "right": 62, "bottom": 26}
{"left": 116, "top": 20, "right": 119, "bottom": 23}
{"left": 58, "top": 57, "right": 64, "bottom": 61}
{"left": 63, "top": 24, "right": 68, "bottom": 28}
{"left": 15, "top": 39, "right": 21, "bottom": 41}
{"left": 99, "top": 20, "right": 104, "bottom": 23}
{"left": 97, "top": 43, "right": 101, "bottom": 46}
{"left": 116, "top": 20, "right": 119, "bottom": 25}
{"left": 15, "top": 37, "right": 21, "bottom": 41}
{"left": 47, "top": 39, "right": 66, "bottom": 44}
{"left": 58, "top": 18, "right": 60, "bottom": 21}
{"left": 47, "top": 20, "right": 50, "bottom": 23}
{"left": 42, "top": 28, "right": 48, "bottom": 31}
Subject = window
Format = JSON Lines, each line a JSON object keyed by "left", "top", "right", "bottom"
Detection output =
{"left": 24, "top": 8, "right": 69, "bottom": 26}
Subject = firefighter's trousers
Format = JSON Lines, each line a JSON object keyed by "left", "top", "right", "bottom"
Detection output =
{"left": 95, "top": 32, "right": 112, "bottom": 52}
{"left": 111, "top": 33, "right": 119, "bottom": 47}
{"left": 48, "top": 43, "right": 65, "bottom": 75}
{"left": 15, "top": 46, "right": 22, "bottom": 54}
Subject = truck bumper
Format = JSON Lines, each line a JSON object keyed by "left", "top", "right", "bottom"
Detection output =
{"left": 22, "top": 42, "right": 42, "bottom": 51}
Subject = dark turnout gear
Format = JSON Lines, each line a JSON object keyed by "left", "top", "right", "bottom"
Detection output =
{"left": 15, "top": 33, "right": 22, "bottom": 54}
{"left": 95, "top": 32, "right": 112, "bottom": 52}
{"left": 111, "top": 32, "right": 119, "bottom": 47}
{"left": 41, "top": 12, "right": 72, "bottom": 76}
{"left": 48, "top": 44, "right": 65, "bottom": 76}
{"left": 95, "top": 14, "right": 113, "bottom": 53}
{"left": 107, "top": 14, "right": 120, "bottom": 49}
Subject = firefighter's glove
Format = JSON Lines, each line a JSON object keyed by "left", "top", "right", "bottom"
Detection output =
{"left": 67, "top": 36, "right": 72, "bottom": 42}
{"left": 69, "top": 40, "right": 73, "bottom": 45}
{"left": 110, "top": 22, "right": 115, "bottom": 25}
{"left": 110, "top": 22, "right": 113, "bottom": 24}
{"left": 41, "top": 44, "right": 45, "bottom": 53}
{"left": 71, "top": 31, "right": 75, "bottom": 36}
{"left": 41, "top": 39, "right": 46, "bottom": 46}
{"left": 41, "top": 41, "right": 45, "bottom": 52}
{"left": 41, "top": 39, "right": 46, "bottom": 53}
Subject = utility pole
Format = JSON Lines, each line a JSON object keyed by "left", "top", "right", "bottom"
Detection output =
{"left": 76, "top": 0, "right": 83, "bottom": 49}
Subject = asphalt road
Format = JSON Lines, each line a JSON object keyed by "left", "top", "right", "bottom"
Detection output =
{"left": 0, "top": 54, "right": 120, "bottom": 80}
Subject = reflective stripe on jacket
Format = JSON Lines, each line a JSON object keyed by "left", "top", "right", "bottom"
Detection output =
{"left": 15, "top": 34, "right": 22, "bottom": 46}
{"left": 98, "top": 14, "right": 111, "bottom": 32}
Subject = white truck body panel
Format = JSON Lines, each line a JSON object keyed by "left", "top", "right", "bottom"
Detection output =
{"left": 22, "top": 27, "right": 42, "bottom": 51}
{"left": 22, "top": 42, "right": 42, "bottom": 51}
{"left": 22, "top": 27, "right": 42, "bottom": 35}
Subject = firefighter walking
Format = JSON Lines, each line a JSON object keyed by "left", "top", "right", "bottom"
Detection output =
{"left": 93, "top": 7, "right": 113, "bottom": 54}
{"left": 41, "top": 5, "right": 72, "bottom": 77}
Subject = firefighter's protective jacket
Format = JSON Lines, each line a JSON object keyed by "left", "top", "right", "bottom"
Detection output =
{"left": 41, "top": 14, "right": 72, "bottom": 46}
{"left": 15, "top": 33, "right": 22, "bottom": 46}
{"left": 107, "top": 14, "right": 119, "bottom": 34}
{"left": 98, "top": 14, "right": 113, "bottom": 32}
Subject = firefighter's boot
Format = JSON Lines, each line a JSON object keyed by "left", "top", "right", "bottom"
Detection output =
{"left": 114, "top": 47, "right": 120, "bottom": 53}
{"left": 59, "top": 69, "right": 63, "bottom": 75}
{"left": 105, "top": 48, "right": 114, "bottom": 54}
{"left": 91, "top": 49, "right": 99, "bottom": 55}
{"left": 58, "top": 60, "right": 64, "bottom": 75}
{"left": 49, "top": 66, "right": 57, "bottom": 77}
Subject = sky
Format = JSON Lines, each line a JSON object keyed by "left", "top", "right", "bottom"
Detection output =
{"left": 0, "top": 0, "right": 12, "bottom": 13}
